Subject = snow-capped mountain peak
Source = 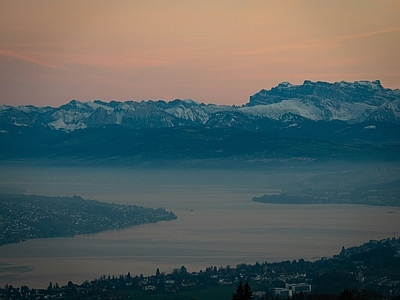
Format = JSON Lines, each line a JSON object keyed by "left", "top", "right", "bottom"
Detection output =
{"left": 1, "top": 80, "right": 399, "bottom": 132}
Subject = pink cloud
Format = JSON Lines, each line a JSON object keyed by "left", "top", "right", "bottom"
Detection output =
{"left": 0, "top": 49, "right": 66, "bottom": 70}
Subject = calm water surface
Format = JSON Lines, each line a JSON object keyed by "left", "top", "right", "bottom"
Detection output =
{"left": 0, "top": 166, "right": 399, "bottom": 288}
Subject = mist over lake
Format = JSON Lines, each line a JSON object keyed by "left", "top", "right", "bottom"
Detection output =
{"left": 0, "top": 163, "right": 399, "bottom": 288}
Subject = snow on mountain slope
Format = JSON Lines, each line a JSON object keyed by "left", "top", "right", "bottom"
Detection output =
{"left": 390, "top": 99, "right": 400, "bottom": 118}
{"left": 163, "top": 100, "right": 206, "bottom": 123}
{"left": 240, "top": 99, "right": 323, "bottom": 121}
{"left": 240, "top": 98, "right": 379, "bottom": 123}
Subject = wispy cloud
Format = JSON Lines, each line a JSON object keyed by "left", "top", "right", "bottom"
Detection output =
{"left": 329, "top": 27, "right": 400, "bottom": 44}
{"left": 244, "top": 27, "right": 400, "bottom": 57}
{"left": 0, "top": 49, "right": 67, "bottom": 70}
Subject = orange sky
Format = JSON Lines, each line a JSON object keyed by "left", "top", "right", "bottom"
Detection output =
{"left": 1, "top": 0, "right": 399, "bottom": 106}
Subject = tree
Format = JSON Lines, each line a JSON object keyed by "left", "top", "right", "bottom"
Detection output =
{"left": 232, "top": 282, "right": 244, "bottom": 300}
{"left": 243, "top": 282, "right": 254, "bottom": 300}
{"left": 339, "top": 288, "right": 355, "bottom": 300}
{"left": 180, "top": 265, "right": 188, "bottom": 275}
{"left": 232, "top": 282, "right": 253, "bottom": 300}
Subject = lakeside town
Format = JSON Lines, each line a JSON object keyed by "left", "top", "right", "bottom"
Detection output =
{"left": 0, "top": 237, "right": 399, "bottom": 299}
{"left": 0, "top": 194, "right": 177, "bottom": 246}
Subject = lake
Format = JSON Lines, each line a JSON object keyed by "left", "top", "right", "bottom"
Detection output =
{"left": 0, "top": 164, "right": 399, "bottom": 288}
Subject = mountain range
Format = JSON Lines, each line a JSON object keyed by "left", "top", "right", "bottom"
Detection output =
{"left": 1, "top": 80, "right": 400, "bottom": 166}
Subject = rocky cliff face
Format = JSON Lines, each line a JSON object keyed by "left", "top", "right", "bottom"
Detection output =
{"left": 246, "top": 80, "right": 400, "bottom": 124}
{"left": 249, "top": 80, "right": 391, "bottom": 105}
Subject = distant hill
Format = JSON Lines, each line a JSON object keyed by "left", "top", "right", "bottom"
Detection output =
{"left": 1, "top": 80, "right": 399, "bottom": 166}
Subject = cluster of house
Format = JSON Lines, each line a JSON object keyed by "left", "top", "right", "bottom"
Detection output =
{"left": 272, "top": 283, "right": 312, "bottom": 298}
{"left": 137, "top": 268, "right": 313, "bottom": 299}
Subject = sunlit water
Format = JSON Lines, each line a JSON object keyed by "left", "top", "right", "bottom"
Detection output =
{"left": 0, "top": 165, "right": 399, "bottom": 288}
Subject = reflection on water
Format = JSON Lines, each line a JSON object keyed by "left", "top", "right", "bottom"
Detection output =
{"left": 0, "top": 165, "right": 399, "bottom": 288}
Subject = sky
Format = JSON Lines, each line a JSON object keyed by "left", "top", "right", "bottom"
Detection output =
{"left": 1, "top": 0, "right": 400, "bottom": 107}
